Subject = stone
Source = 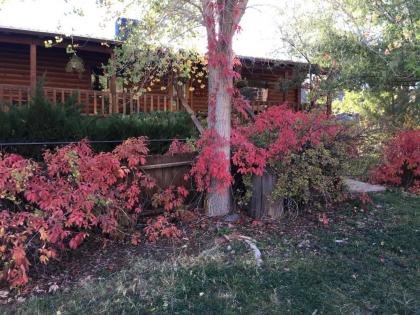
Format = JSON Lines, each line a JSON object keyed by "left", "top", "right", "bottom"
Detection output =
{"left": 344, "top": 178, "right": 386, "bottom": 193}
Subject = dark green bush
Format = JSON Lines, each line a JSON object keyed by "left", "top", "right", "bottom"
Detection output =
{"left": 85, "top": 112, "right": 197, "bottom": 154}
{"left": 0, "top": 84, "right": 86, "bottom": 158}
{"left": 0, "top": 84, "right": 197, "bottom": 158}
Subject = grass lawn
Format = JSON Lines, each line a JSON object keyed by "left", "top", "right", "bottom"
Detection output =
{"left": 2, "top": 191, "right": 419, "bottom": 314}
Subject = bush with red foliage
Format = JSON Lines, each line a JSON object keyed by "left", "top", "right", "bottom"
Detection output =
{"left": 371, "top": 130, "right": 420, "bottom": 194}
{"left": 230, "top": 105, "right": 358, "bottom": 210}
{"left": 166, "top": 139, "right": 194, "bottom": 156}
{"left": 0, "top": 138, "right": 188, "bottom": 288}
{"left": 166, "top": 104, "right": 358, "bottom": 212}
{"left": 188, "top": 129, "right": 233, "bottom": 192}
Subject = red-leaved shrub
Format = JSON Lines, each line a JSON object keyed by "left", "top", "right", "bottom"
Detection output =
{"left": 371, "top": 130, "right": 420, "bottom": 194}
{"left": 0, "top": 138, "right": 188, "bottom": 287}
{"left": 230, "top": 105, "right": 359, "bottom": 211}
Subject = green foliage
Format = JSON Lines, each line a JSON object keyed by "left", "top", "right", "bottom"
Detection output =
{"left": 271, "top": 143, "right": 349, "bottom": 211}
{"left": 85, "top": 112, "right": 197, "bottom": 153}
{"left": 334, "top": 90, "right": 420, "bottom": 129}
{"left": 279, "top": 0, "right": 420, "bottom": 128}
{"left": 0, "top": 83, "right": 86, "bottom": 158}
{"left": 0, "top": 84, "right": 197, "bottom": 158}
{"left": 105, "top": 0, "right": 203, "bottom": 94}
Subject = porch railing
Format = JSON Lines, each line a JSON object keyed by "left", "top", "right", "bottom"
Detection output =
{"left": 0, "top": 84, "right": 300, "bottom": 115}
{"left": 0, "top": 84, "right": 180, "bottom": 115}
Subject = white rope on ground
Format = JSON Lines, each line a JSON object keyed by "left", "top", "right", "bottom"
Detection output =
{"left": 226, "top": 234, "right": 263, "bottom": 267}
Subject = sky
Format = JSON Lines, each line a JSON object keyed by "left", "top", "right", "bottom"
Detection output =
{"left": 0, "top": 0, "right": 294, "bottom": 59}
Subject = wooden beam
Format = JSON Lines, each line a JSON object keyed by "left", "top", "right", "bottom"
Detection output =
{"left": 110, "top": 51, "right": 117, "bottom": 113}
{"left": 282, "top": 70, "right": 287, "bottom": 103}
{"left": 0, "top": 35, "right": 114, "bottom": 54}
{"left": 30, "top": 43, "right": 37, "bottom": 89}
{"left": 176, "top": 86, "right": 204, "bottom": 134}
{"left": 140, "top": 160, "right": 193, "bottom": 170}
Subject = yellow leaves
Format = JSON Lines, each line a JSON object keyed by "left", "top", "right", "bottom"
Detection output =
{"left": 66, "top": 44, "right": 75, "bottom": 54}
{"left": 38, "top": 247, "right": 57, "bottom": 264}
{"left": 200, "top": 84, "right": 206, "bottom": 89}
{"left": 39, "top": 228, "right": 48, "bottom": 241}
{"left": 147, "top": 87, "right": 152, "bottom": 92}
{"left": 44, "top": 40, "right": 53, "bottom": 48}
{"left": 189, "top": 87, "right": 195, "bottom": 92}
{"left": 39, "top": 255, "right": 49, "bottom": 264}
{"left": 160, "top": 86, "right": 167, "bottom": 91}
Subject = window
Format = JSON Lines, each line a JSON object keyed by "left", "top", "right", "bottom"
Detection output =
{"left": 255, "top": 88, "right": 268, "bottom": 102}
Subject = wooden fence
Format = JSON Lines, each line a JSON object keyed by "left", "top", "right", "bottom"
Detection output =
{"left": 142, "top": 153, "right": 195, "bottom": 191}
{"left": 138, "top": 153, "right": 197, "bottom": 215}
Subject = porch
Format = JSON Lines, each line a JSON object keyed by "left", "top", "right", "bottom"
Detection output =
{"left": 0, "top": 84, "right": 277, "bottom": 115}
{"left": 0, "top": 84, "right": 183, "bottom": 115}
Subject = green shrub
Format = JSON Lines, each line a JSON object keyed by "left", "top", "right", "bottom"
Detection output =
{"left": 0, "top": 83, "right": 197, "bottom": 158}
{"left": 270, "top": 143, "right": 350, "bottom": 211}
{"left": 0, "top": 83, "right": 85, "bottom": 158}
{"left": 85, "top": 112, "right": 197, "bottom": 154}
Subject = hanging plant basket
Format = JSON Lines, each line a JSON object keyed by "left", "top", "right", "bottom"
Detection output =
{"left": 65, "top": 54, "right": 85, "bottom": 74}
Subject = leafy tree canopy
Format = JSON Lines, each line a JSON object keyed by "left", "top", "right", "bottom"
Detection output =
{"left": 277, "top": 0, "right": 419, "bottom": 128}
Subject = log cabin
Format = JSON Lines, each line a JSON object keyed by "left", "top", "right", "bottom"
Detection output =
{"left": 0, "top": 27, "right": 310, "bottom": 115}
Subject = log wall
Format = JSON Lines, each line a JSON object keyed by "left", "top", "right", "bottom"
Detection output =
{"left": 0, "top": 40, "right": 304, "bottom": 114}
{"left": 0, "top": 42, "right": 110, "bottom": 90}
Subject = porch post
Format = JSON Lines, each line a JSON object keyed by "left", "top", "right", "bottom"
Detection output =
{"left": 110, "top": 51, "right": 117, "bottom": 113}
{"left": 30, "top": 43, "right": 37, "bottom": 89}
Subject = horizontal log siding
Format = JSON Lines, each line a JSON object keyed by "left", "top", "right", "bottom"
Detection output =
{"left": 188, "top": 67, "right": 300, "bottom": 112}
{"left": 1, "top": 41, "right": 302, "bottom": 114}
{"left": 37, "top": 46, "right": 109, "bottom": 90}
{"left": 0, "top": 43, "right": 30, "bottom": 86}
{"left": 241, "top": 68, "right": 299, "bottom": 105}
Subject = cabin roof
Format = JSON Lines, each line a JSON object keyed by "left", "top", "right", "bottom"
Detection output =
{"left": 0, "top": 26, "right": 321, "bottom": 73}
{"left": 238, "top": 55, "right": 309, "bottom": 67}
{"left": 237, "top": 55, "right": 324, "bottom": 74}
{"left": 0, "top": 26, "right": 121, "bottom": 46}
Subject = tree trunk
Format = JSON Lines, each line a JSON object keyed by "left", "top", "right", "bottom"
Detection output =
{"left": 206, "top": 61, "right": 233, "bottom": 216}
{"left": 202, "top": 0, "right": 248, "bottom": 217}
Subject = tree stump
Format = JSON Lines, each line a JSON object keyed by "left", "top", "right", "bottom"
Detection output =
{"left": 248, "top": 170, "right": 284, "bottom": 219}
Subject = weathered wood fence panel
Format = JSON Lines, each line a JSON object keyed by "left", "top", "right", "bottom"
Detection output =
{"left": 133, "top": 153, "right": 196, "bottom": 216}
{"left": 249, "top": 170, "right": 284, "bottom": 219}
{"left": 142, "top": 153, "right": 195, "bottom": 191}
